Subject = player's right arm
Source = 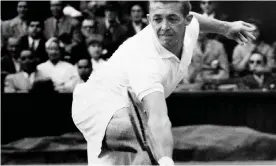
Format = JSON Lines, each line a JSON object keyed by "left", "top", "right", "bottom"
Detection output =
{"left": 142, "top": 92, "right": 174, "bottom": 166}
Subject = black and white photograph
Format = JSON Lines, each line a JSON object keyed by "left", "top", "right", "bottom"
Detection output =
{"left": 1, "top": 0, "right": 276, "bottom": 165}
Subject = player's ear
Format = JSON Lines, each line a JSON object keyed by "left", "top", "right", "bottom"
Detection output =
{"left": 147, "top": 14, "right": 150, "bottom": 23}
{"left": 184, "top": 14, "right": 193, "bottom": 26}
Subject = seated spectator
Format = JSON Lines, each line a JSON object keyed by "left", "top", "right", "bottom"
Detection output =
{"left": 270, "top": 42, "right": 276, "bottom": 73}
{"left": 86, "top": 35, "right": 107, "bottom": 71}
{"left": 1, "top": 37, "right": 21, "bottom": 75}
{"left": 200, "top": 1, "right": 227, "bottom": 20}
{"left": 44, "top": 0, "right": 82, "bottom": 55}
{"left": 37, "top": 37, "right": 79, "bottom": 93}
{"left": 65, "top": 17, "right": 101, "bottom": 64}
{"left": 125, "top": 2, "right": 147, "bottom": 39}
{"left": 79, "top": 0, "right": 106, "bottom": 20}
{"left": 81, "top": 17, "right": 100, "bottom": 39}
{"left": 1, "top": 1, "right": 29, "bottom": 43}
{"left": 4, "top": 49, "right": 54, "bottom": 93}
{"left": 199, "top": 0, "right": 235, "bottom": 60}
{"left": 98, "top": 2, "right": 128, "bottom": 59}
{"left": 232, "top": 18, "right": 273, "bottom": 77}
{"left": 189, "top": 32, "right": 229, "bottom": 83}
{"left": 19, "top": 16, "right": 48, "bottom": 63}
{"left": 238, "top": 51, "right": 276, "bottom": 90}
{"left": 76, "top": 58, "right": 93, "bottom": 83}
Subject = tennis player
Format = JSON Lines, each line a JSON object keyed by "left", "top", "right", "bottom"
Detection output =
{"left": 72, "top": 1, "right": 256, "bottom": 165}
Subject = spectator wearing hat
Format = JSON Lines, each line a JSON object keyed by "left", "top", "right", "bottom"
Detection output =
{"left": 97, "top": 2, "right": 128, "bottom": 59}
{"left": 67, "top": 17, "right": 101, "bottom": 65}
{"left": 86, "top": 34, "right": 107, "bottom": 71}
{"left": 19, "top": 17, "right": 48, "bottom": 64}
{"left": 44, "top": 0, "right": 82, "bottom": 55}
{"left": 37, "top": 37, "right": 79, "bottom": 93}
{"left": 125, "top": 3, "right": 147, "bottom": 39}
{"left": 79, "top": 0, "right": 107, "bottom": 20}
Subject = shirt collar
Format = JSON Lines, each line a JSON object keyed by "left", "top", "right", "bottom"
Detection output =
{"left": 47, "top": 60, "right": 62, "bottom": 66}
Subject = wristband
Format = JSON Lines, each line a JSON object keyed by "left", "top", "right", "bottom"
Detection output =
{"left": 158, "top": 156, "right": 174, "bottom": 166}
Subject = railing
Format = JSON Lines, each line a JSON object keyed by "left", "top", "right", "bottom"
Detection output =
{"left": 2, "top": 91, "right": 276, "bottom": 144}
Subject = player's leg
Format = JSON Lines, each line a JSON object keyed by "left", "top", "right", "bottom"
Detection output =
{"left": 101, "top": 107, "right": 152, "bottom": 165}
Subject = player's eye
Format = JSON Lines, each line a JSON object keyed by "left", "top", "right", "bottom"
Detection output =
{"left": 153, "top": 17, "right": 162, "bottom": 23}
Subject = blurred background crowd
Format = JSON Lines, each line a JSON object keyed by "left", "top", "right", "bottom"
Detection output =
{"left": 1, "top": 0, "right": 276, "bottom": 94}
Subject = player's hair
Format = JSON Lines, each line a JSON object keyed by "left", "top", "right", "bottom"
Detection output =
{"left": 148, "top": 0, "right": 192, "bottom": 17}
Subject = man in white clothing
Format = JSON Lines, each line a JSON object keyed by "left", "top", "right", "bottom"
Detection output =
{"left": 38, "top": 37, "right": 79, "bottom": 93}
{"left": 72, "top": 1, "right": 256, "bottom": 165}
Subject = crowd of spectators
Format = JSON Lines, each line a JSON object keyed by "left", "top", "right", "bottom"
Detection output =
{"left": 1, "top": 0, "right": 276, "bottom": 93}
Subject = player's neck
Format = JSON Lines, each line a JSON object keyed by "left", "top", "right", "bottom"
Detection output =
{"left": 171, "top": 35, "right": 185, "bottom": 60}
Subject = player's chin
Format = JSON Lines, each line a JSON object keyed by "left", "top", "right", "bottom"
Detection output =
{"left": 159, "top": 37, "right": 173, "bottom": 45}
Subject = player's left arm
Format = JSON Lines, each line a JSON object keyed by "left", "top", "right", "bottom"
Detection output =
{"left": 190, "top": 12, "right": 256, "bottom": 45}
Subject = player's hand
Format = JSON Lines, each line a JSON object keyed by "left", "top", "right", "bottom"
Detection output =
{"left": 224, "top": 21, "right": 256, "bottom": 45}
{"left": 158, "top": 157, "right": 174, "bottom": 166}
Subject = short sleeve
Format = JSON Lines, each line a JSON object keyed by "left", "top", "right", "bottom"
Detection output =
{"left": 128, "top": 57, "right": 164, "bottom": 102}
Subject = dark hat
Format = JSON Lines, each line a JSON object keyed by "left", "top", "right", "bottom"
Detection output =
{"left": 86, "top": 34, "right": 104, "bottom": 46}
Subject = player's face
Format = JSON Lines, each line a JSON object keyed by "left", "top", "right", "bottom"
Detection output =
{"left": 148, "top": 2, "right": 191, "bottom": 51}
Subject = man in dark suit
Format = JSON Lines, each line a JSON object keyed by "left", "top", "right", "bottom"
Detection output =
{"left": 19, "top": 17, "right": 48, "bottom": 63}
{"left": 44, "top": 0, "right": 82, "bottom": 54}
{"left": 238, "top": 51, "right": 276, "bottom": 90}
{"left": 1, "top": 1, "right": 29, "bottom": 44}
{"left": 125, "top": 3, "right": 147, "bottom": 39}
{"left": 1, "top": 37, "right": 21, "bottom": 75}
{"left": 97, "top": 3, "right": 128, "bottom": 59}
{"left": 1, "top": 37, "right": 21, "bottom": 92}
{"left": 4, "top": 49, "right": 54, "bottom": 93}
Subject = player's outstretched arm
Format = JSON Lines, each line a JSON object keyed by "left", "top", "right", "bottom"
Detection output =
{"left": 190, "top": 12, "right": 256, "bottom": 45}
{"left": 142, "top": 92, "right": 174, "bottom": 166}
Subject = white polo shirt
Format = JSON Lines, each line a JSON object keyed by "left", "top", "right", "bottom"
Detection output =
{"left": 72, "top": 16, "right": 199, "bottom": 165}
